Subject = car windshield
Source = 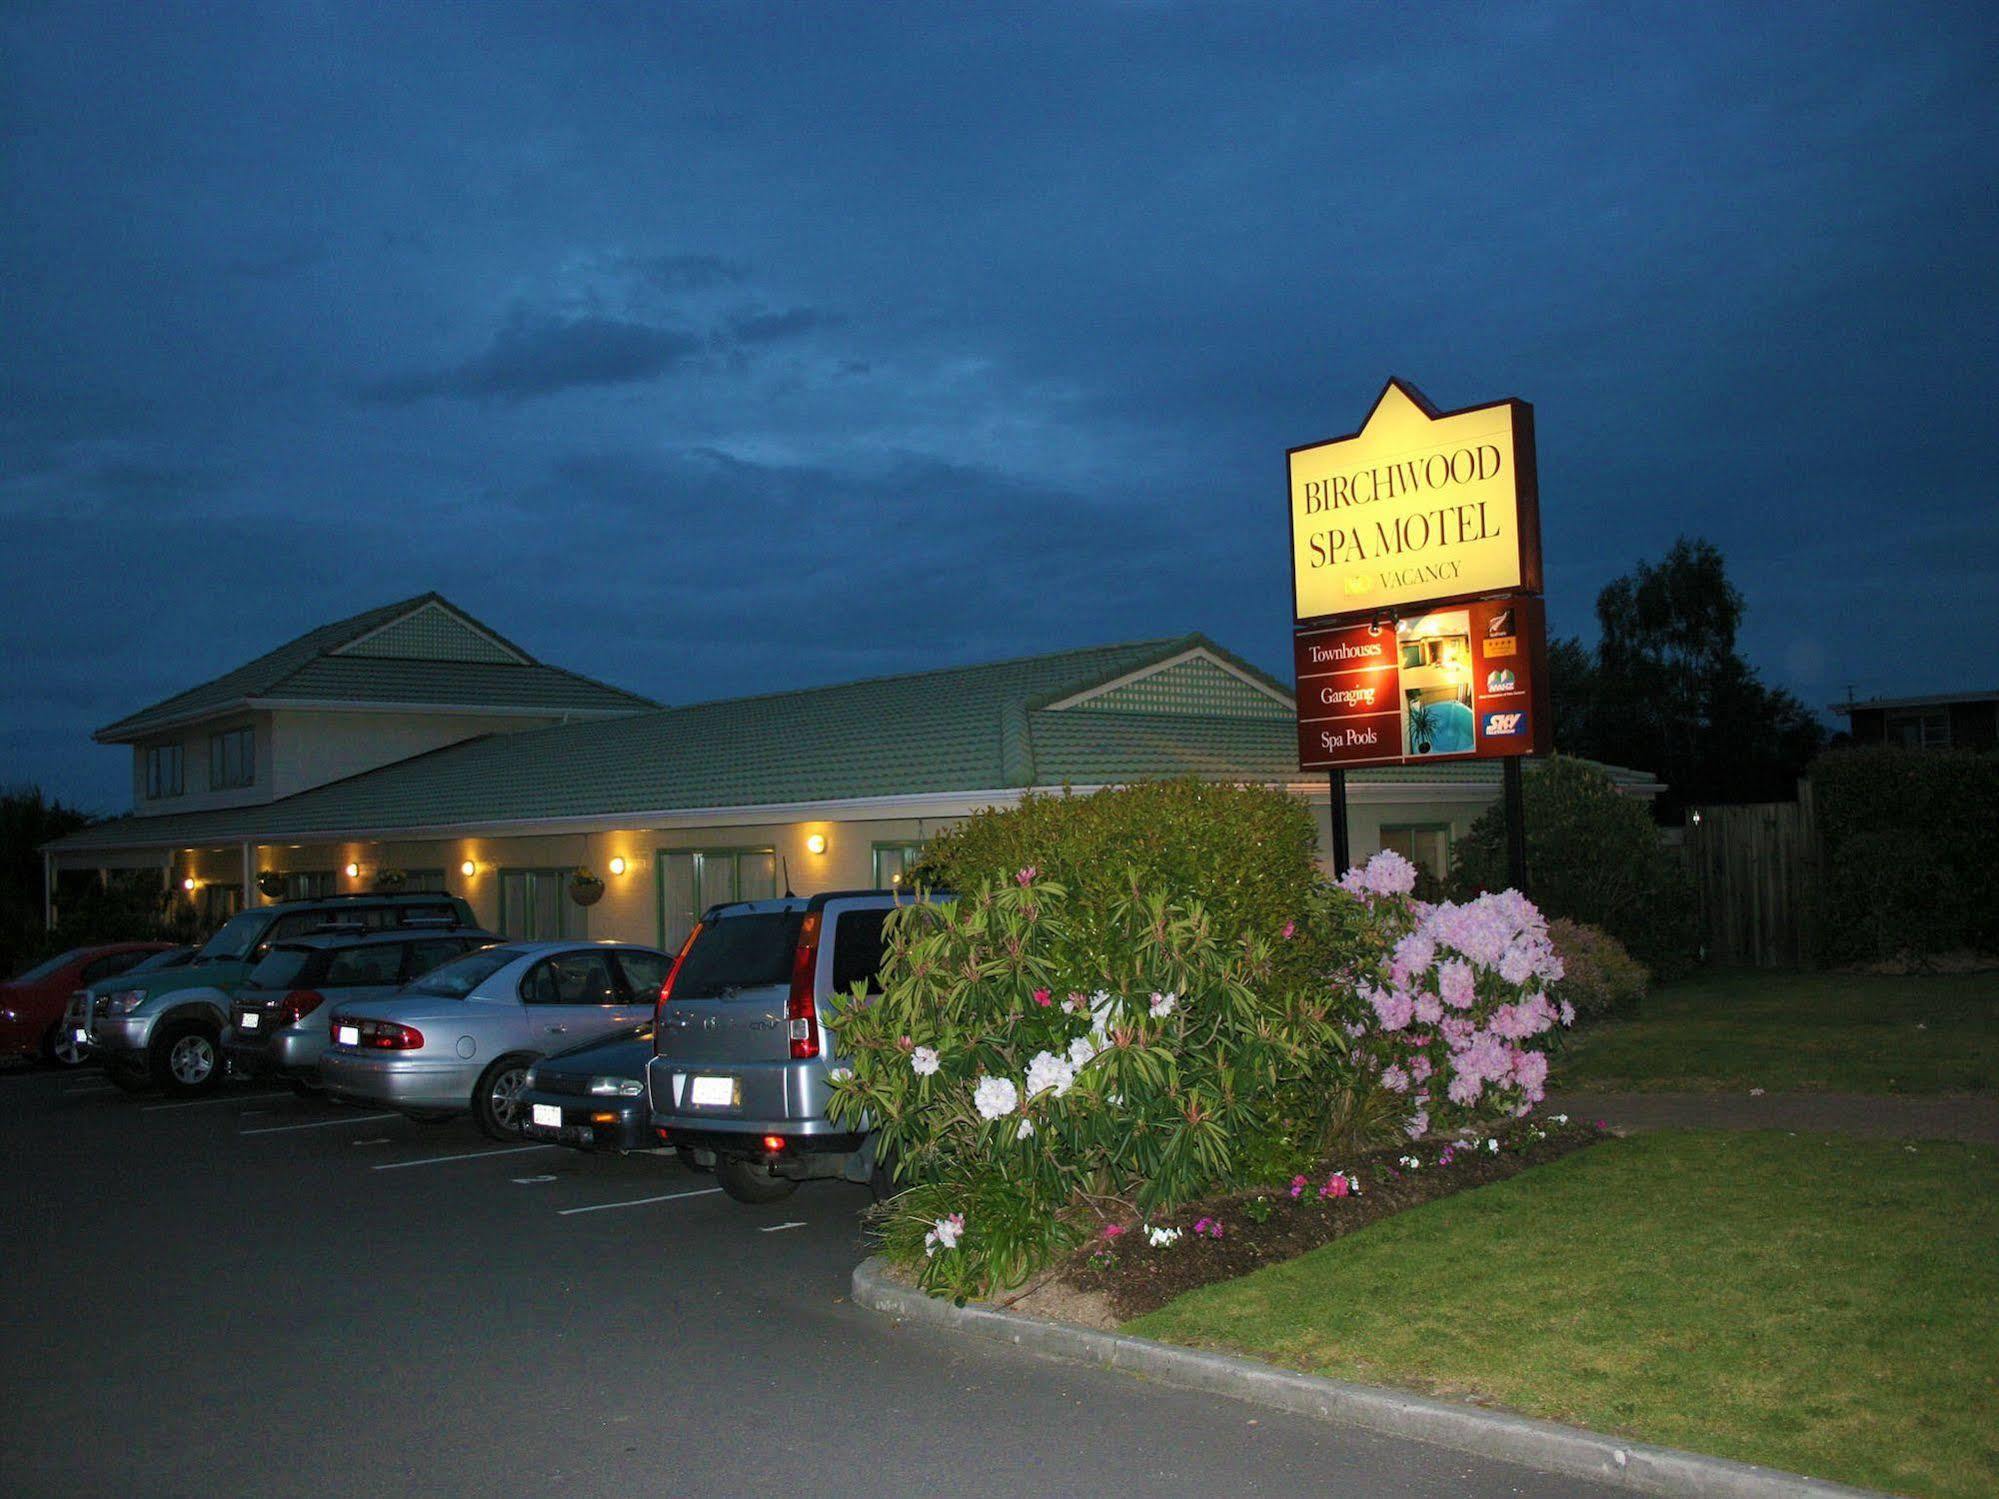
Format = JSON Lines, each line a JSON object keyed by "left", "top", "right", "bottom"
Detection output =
{"left": 195, "top": 912, "right": 269, "bottom": 963}
{"left": 127, "top": 948, "right": 192, "bottom": 974}
{"left": 409, "top": 947, "right": 523, "bottom": 999}
{"left": 246, "top": 946, "right": 314, "bottom": 990}
{"left": 671, "top": 912, "right": 802, "bottom": 999}
{"left": 11, "top": 948, "right": 85, "bottom": 983}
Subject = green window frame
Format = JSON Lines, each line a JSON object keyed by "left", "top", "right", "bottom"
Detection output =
{"left": 146, "top": 744, "right": 184, "bottom": 799}
{"left": 1379, "top": 822, "right": 1452, "bottom": 880}
{"left": 498, "top": 868, "right": 585, "bottom": 941}
{"left": 655, "top": 848, "right": 778, "bottom": 952}
{"left": 871, "top": 841, "right": 928, "bottom": 889}
{"left": 209, "top": 726, "right": 255, "bottom": 789}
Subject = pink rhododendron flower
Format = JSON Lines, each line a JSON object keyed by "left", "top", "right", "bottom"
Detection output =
{"left": 1031, "top": 988, "right": 1052, "bottom": 1007}
{"left": 1437, "top": 958, "right": 1476, "bottom": 1010}
{"left": 1409, "top": 1054, "right": 1433, "bottom": 1084}
{"left": 1015, "top": 866, "right": 1038, "bottom": 886}
{"left": 1559, "top": 999, "right": 1576, "bottom": 1027}
{"left": 1369, "top": 986, "right": 1415, "bottom": 1032}
{"left": 1413, "top": 993, "right": 1443, "bottom": 1025}
{"left": 1404, "top": 1110, "right": 1430, "bottom": 1139}
{"left": 1380, "top": 1064, "right": 1410, "bottom": 1093}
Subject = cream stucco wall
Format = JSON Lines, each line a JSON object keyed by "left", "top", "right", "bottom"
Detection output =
{"left": 266, "top": 709, "right": 564, "bottom": 800}
{"left": 130, "top": 711, "right": 275, "bottom": 816}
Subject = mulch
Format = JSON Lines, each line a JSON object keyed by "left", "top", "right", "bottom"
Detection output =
{"left": 1065, "top": 1116, "right": 1610, "bottom": 1320}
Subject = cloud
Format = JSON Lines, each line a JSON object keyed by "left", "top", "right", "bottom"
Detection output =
{"left": 725, "top": 306, "right": 834, "bottom": 344}
{"left": 629, "top": 253, "right": 748, "bottom": 293}
{"left": 360, "top": 314, "right": 705, "bottom": 404}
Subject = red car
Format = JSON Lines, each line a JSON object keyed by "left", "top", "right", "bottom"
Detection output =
{"left": 0, "top": 943, "right": 183, "bottom": 1067}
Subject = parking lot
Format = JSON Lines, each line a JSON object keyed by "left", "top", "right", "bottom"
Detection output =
{"left": 1, "top": 1065, "right": 1620, "bottom": 1497}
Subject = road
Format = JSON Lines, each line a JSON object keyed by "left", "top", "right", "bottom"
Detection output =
{"left": 0, "top": 1064, "right": 1621, "bottom": 1497}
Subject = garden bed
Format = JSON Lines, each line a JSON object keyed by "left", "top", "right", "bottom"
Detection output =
{"left": 1061, "top": 1115, "right": 1607, "bottom": 1319}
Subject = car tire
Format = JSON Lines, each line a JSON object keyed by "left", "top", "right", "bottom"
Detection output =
{"left": 674, "top": 1146, "right": 705, "bottom": 1174}
{"left": 472, "top": 1054, "right": 534, "bottom": 1141}
{"left": 715, "top": 1154, "right": 798, "bottom": 1204}
{"left": 41, "top": 1020, "right": 89, "bottom": 1069}
{"left": 151, "top": 1020, "right": 225, "bottom": 1096}
{"left": 868, "top": 1142, "right": 903, "bottom": 1204}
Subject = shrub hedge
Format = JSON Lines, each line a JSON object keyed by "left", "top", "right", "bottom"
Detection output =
{"left": 1547, "top": 918, "right": 1649, "bottom": 1023}
{"left": 1811, "top": 747, "right": 1999, "bottom": 963}
{"left": 1451, "top": 755, "right": 1698, "bottom": 976}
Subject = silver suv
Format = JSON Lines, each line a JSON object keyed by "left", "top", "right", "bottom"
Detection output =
{"left": 649, "top": 889, "right": 944, "bottom": 1204}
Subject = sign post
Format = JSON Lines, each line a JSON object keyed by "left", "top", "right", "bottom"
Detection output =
{"left": 1286, "top": 379, "right": 1548, "bottom": 887}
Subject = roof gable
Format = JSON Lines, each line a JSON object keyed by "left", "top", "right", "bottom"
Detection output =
{"left": 1041, "top": 647, "right": 1294, "bottom": 720}
{"left": 334, "top": 599, "right": 529, "bottom": 664}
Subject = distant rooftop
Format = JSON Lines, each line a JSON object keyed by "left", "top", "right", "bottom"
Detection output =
{"left": 1830, "top": 689, "right": 1999, "bottom": 715}
{"left": 95, "top": 593, "right": 659, "bottom": 741}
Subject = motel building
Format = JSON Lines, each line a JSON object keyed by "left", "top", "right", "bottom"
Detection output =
{"left": 43, "top": 594, "right": 1659, "bottom": 947}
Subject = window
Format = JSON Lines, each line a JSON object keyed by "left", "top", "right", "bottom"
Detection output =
{"left": 280, "top": 871, "right": 336, "bottom": 902}
{"left": 79, "top": 950, "right": 148, "bottom": 986}
{"left": 209, "top": 726, "right": 255, "bottom": 789}
{"left": 830, "top": 908, "right": 889, "bottom": 995}
{"left": 668, "top": 911, "right": 802, "bottom": 999}
{"left": 499, "top": 869, "right": 584, "bottom": 941}
{"left": 655, "top": 849, "right": 778, "bottom": 951}
{"left": 407, "top": 938, "right": 477, "bottom": 979}
{"left": 612, "top": 949, "right": 672, "bottom": 998}
{"left": 198, "top": 883, "right": 243, "bottom": 928}
{"left": 411, "top": 946, "right": 522, "bottom": 999}
{"left": 521, "top": 950, "right": 619, "bottom": 1005}
{"left": 399, "top": 869, "right": 450, "bottom": 893}
{"left": 146, "top": 744, "right": 184, "bottom": 799}
{"left": 872, "top": 841, "right": 928, "bottom": 889}
{"left": 1380, "top": 823, "right": 1451, "bottom": 880}
{"left": 1885, "top": 710, "right": 1949, "bottom": 749}
{"left": 323, "top": 944, "right": 407, "bottom": 987}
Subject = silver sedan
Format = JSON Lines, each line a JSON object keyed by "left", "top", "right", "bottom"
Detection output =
{"left": 319, "top": 941, "right": 673, "bottom": 1139}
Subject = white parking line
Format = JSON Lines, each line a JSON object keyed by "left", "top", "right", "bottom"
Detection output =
{"left": 558, "top": 1187, "right": 723, "bottom": 1216}
{"left": 240, "top": 1112, "right": 397, "bottom": 1136}
{"left": 372, "top": 1143, "right": 557, "bottom": 1172}
{"left": 759, "top": 1221, "right": 808, "bottom": 1233}
{"left": 143, "top": 1091, "right": 290, "bottom": 1112}
{"left": 62, "top": 1083, "right": 117, "bottom": 1094}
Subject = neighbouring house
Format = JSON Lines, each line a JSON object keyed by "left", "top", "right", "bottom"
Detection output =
{"left": 1832, "top": 690, "right": 1999, "bottom": 752}
{"left": 45, "top": 596, "right": 1661, "bottom": 945}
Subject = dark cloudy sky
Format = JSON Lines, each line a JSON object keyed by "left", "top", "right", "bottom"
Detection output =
{"left": 5, "top": 2, "right": 1995, "bottom": 812}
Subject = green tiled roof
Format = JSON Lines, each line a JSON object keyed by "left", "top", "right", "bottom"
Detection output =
{"left": 51, "top": 635, "right": 1659, "bottom": 852}
{"left": 95, "top": 594, "right": 656, "bottom": 740}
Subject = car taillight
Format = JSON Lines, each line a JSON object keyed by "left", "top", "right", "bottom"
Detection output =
{"left": 786, "top": 911, "right": 822, "bottom": 1060}
{"left": 278, "top": 990, "right": 325, "bottom": 1025}
{"left": 333, "top": 1016, "right": 424, "bottom": 1050}
{"left": 658, "top": 923, "right": 702, "bottom": 1011}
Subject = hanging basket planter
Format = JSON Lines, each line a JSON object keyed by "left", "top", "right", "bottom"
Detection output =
{"left": 257, "top": 871, "right": 287, "bottom": 900}
{"left": 373, "top": 869, "right": 408, "bottom": 893}
{"left": 568, "top": 871, "right": 606, "bottom": 907}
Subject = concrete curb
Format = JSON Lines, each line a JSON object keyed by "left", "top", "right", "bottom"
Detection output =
{"left": 851, "top": 1258, "right": 1881, "bottom": 1499}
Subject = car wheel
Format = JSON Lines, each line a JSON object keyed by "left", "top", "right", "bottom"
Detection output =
{"left": 152, "top": 1021, "right": 225, "bottom": 1096}
{"left": 42, "top": 1020, "right": 89, "bottom": 1069}
{"left": 867, "top": 1142, "right": 903, "bottom": 1204}
{"left": 716, "top": 1154, "right": 798, "bottom": 1204}
{"left": 472, "top": 1054, "right": 534, "bottom": 1141}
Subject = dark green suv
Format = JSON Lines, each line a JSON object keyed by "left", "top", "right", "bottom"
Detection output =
{"left": 88, "top": 892, "right": 478, "bottom": 1096}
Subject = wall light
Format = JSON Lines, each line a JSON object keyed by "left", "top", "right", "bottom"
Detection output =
{"left": 344, "top": 862, "right": 360, "bottom": 879}
{"left": 608, "top": 856, "right": 627, "bottom": 877}
{"left": 805, "top": 833, "right": 828, "bottom": 856}
{"left": 460, "top": 859, "right": 478, "bottom": 878}
{"left": 182, "top": 876, "right": 197, "bottom": 892}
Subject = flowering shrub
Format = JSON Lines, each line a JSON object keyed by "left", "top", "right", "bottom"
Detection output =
{"left": 825, "top": 870, "right": 1350, "bottom": 1301}
{"left": 1547, "top": 918, "right": 1649, "bottom": 1023}
{"left": 1339, "top": 849, "right": 1573, "bottom": 1139}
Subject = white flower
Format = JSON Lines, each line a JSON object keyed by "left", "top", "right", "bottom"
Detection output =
{"left": 1016, "top": 1118, "right": 1035, "bottom": 1140}
{"left": 1146, "top": 1226, "right": 1182, "bottom": 1248}
{"left": 923, "top": 1211, "right": 966, "bottom": 1256}
{"left": 828, "top": 1067, "right": 853, "bottom": 1083}
{"left": 1487, "top": 1138, "right": 1500, "bottom": 1153}
{"left": 1108, "top": 1093, "right": 1124, "bottom": 1107}
{"left": 1148, "top": 990, "right": 1178, "bottom": 1018}
{"left": 1067, "top": 1035, "right": 1098, "bottom": 1069}
{"left": 1025, "top": 1049, "right": 1075, "bottom": 1099}
{"left": 1551, "top": 1113, "right": 1569, "bottom": 1124}
{"left": 972, "top": 1075, "right": 1019, "bottom": 1121}
{"left": 910, "top": 1046, "right": 940, "bottom": 1077}
{"left": 1398, "top": 1154, "right": 1422, "bottom": 1170}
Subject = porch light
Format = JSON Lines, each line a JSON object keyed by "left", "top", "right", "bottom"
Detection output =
{"left": 608, "top": 856, "right": 627, "bottom": 877}
{"left": 181, "top": 877, "right": 196, "bottom": 892}
{"left": 344, "top": 862, "right": 360, "bottom": 879}
{"left": 461, "top": 859, "right": 478, "bottom": 878}
{"left": 805, "top": 834, "right": 828, "bottom": 855}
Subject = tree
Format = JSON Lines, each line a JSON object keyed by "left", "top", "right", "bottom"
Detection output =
{"left": 1558, "top": 538, "right": 1823, "bottom": 820}
{"left": 0, "top": 787, "right": 91, "bottom": 978}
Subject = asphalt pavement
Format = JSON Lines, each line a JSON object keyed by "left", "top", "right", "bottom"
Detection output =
{"left": 0, "top": 1063, "right": 1624, "bottom": 1497}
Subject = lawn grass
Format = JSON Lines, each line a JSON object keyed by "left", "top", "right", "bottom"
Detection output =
{"left": 1128, "top": 1131, "right": 1999, "bottom": 1499}
{"left": 1555, "top": 968, "right": 1997, "bottom": 1094}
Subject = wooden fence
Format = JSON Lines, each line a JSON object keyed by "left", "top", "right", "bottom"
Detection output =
{"left": 1683, "top": 786, "right": 1819, "bottom": 968}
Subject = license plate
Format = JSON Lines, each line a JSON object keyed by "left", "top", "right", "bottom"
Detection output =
{"left": 337, "top": 1025, "right": 359, "bottom": 1046}
{"left": 74, "top": 1028, "right": 89, "bottom": 1044}
{"left": 531, "top": 1103, "right": 562, "bottom": 1128}
{"left": 690, "top": 1075, "right": 736, "bottom": 1108}
{"left": 239, "top": 1012, "right": 260, "bottom": 1029}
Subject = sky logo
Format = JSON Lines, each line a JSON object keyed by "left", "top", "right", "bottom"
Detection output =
{"left": 1483, "top": 711, "right": 1526, "bottom": 736}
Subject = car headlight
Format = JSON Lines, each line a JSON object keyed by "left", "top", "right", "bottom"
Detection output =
{"left": 104, "top": 990, "right": 149, "bottom": 1015}
{"left": 588, "top": 1076, "right": 644, "bottom": 1097}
